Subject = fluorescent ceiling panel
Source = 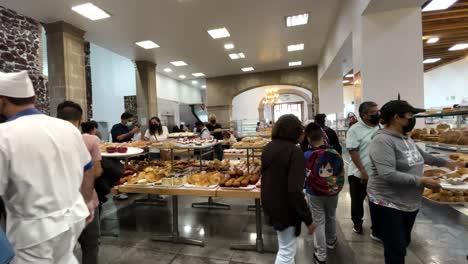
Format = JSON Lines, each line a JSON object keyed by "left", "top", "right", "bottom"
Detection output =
{"left": 163, "top": 68, "right": 172, "bottom": 72}
{"left": 423, "top": 0, "right": 458, "bottom": 12}
{"left": 135, "top": 40, "right": 159, "bottom": 49}
{"left": 287, "top": 43, "right": 304, "bottom": 52}
{"left": 426, "top": 37, "right": 439, "bottom": 44}
{"left": 241, "top": 67, "right": 254, "bottom": 72}
{"left": 170, "top": 61, "right": 188, "bottom": 66}
{"left": 179, "top": 75, "right": 186, "bottom": 79}
{"left": 192, "top": 73, "right": 205, "bottom": 77}
{"left": 71, "top": 3, "right": 111, "bottom": 21}
{"left": 448, "top": 43, "right": 468, "bottom": 51}
{"left": 289, "top": 61, "right": 302, "bottom": 66}
{"left": 286, "top": 13, "right": 309, "bottom": 27}
{"left": 207, "top": 27, "right": 230, "bottom": 39}
{"left": 423, "top": 58, "right": 441, "bottom": 64}
{"left": 224, "top": 43, "right": 235, "bottom": 50}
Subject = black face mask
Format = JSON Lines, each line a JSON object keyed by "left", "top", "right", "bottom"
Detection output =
{"left": 402, "top": 117, "right": 416, "bottom": 134}
{"left": 368, "top": 114, "right": 380, "bottom": 125}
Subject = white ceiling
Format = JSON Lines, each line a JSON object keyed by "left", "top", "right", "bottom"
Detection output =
{"left": 0, "top": 0, "right": 341, "bottom": 80}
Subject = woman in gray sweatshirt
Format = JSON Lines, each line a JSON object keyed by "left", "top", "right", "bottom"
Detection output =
{"left": 367, "top": 100, "right": 461, "bottom": 264}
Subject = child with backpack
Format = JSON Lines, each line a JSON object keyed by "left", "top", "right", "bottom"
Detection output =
{"left": 304, "top": 122, "right": 345, "bottom": 264}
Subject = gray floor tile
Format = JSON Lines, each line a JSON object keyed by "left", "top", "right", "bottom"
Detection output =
{"left": 171, "top": 255, "right": 230, "bottom": 264}
{"left": 113, "top": 247, "right": 176, "bottom": 264}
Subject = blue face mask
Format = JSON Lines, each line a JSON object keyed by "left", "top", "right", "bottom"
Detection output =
{"left": 126, "top": 121, "right": 133, "bottom": 127}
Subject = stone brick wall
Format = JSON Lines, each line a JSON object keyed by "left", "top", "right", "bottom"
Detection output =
{"left": 0, "top": 6, "right": 49, "bottom": 114}
{"left": 84, "top": 41, "right": 92, "bottom": 119}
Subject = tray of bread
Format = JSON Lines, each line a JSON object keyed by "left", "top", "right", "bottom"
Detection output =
{"left": 233, "top": 137, "right": 270, "bottom": 149}
{"left": 191, "top": 159, "right": 231, "bottom": 171}
{"left": 167, "top": 132, "right": 198, "bottom": 138}
{"left": 411, "top": 126, "right": 468, "bottom": 146}
{"left": 423, "top": 188, "right": 468, "bottom": 204}
{"left": 119, "top": 166, "right": 171, "bottom": 186}
{"left": 183, "top": 171, "right": 223, "bottom": 188}
{"left": 219, "top": 173, "right": 260, "bottom": 190}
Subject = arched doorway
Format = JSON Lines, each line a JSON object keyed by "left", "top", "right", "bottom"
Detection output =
{"left": 231, "top": 85, "right": 314, "bottom": 134}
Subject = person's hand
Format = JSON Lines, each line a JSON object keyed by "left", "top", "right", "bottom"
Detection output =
{"left": 421, "top": 176, "right": 441, "bottom": 191}
{"left": 307, "top": 223, "right": 317, "bottom": 235}
{"left": 131, "top": 127, "right": 140, "bottom": 134}
{"left": 360, "top": 170, "right": 369, "bottom": 184}
{"left": 446, "top": 161, "right": 465, "bottom": 171}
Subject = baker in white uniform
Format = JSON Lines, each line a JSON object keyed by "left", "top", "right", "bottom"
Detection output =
{"left": 0, "top": 71, "right": 92, "bottom": 263}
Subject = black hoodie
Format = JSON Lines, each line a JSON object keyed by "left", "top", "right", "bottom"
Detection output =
{"left": 261, "top": 139, "right": 313, "bottom": 236}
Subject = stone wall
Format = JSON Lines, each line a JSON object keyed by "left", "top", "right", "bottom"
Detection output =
{"left": 84, "top": 41, "right": 92, "bottom": 119}
{"left": 0, "top": 6, "right": 49, "bottom": 114}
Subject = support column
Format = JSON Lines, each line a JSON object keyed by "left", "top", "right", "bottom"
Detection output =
{"left": 318, "top": 77, "right": 344, "bottom": 115}
{"left": 44, "top": 21, "right": 87, "bottom": 118}
{"left": 360, "top": 7, "right": 424, "bottom": 107}
{"left": 135, "top": 61, "right": 157, "bottom": 126}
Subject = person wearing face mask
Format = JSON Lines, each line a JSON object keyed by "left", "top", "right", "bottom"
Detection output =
{"left": 345, "top": 101, "right": 381, "bottom": 238}
{"left": 205, "top": 114, "right": 223, "bottom": 160}
{"left": 368, "top": 100, "right": 462, "bottom": 264}
{"left": 111, "top": 112, "right": 140, "bottom": 143}
{"left": 144, "top": 116, "right": 169, "bottom": 160}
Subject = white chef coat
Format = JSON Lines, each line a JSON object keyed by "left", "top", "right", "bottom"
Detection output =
{"left": 145, "top": 126, "right": 169, "bottom": 153}
{"left": 0, "top": 109, "right": 91, "bottom": 249}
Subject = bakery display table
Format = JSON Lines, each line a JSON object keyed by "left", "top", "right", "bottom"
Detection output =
{"left": 112, "top": 185, "right": 268, "bottom": 252}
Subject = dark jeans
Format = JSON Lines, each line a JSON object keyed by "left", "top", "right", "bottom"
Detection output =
{"left": 214, "top": 144, "right": 223, "bottom": 160}
{"left": 78, "top": 207, "right": 100, "bottom": 264}
{"left": 148, "top": 152, "right": 161, "bottom": 160}
{"left": 369, "top": 202, "right": 418, "bottom": 264}
{"left": 348, "top": 175, "right": 368, "bottom": 228}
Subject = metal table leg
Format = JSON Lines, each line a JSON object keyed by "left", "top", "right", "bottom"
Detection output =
{"left": 231, "top": 199, "right": 271, "bottom": 253}
{"left": 133, "top": 194, "right": 167, "bottom": 206}
{"left": 152, "top": 195, "right": 204, "bottom": 247}
{"left": 192, "top": 197, "right": 231, "bottom": 210}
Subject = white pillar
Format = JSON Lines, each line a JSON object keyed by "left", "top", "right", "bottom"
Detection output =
{"left": 360, "top": 7, "right": 424, "bottom": 108}
{"left": 318, "top": 77, "right": 344, "bottom": 115}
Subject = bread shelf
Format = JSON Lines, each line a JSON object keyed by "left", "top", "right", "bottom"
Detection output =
{"left": 415, "top": 111, "right": 468, "bottom": 118}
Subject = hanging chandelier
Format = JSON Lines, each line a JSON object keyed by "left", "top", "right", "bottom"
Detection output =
{"left": 263, "top": 87, "right": 279, "bottom": 105}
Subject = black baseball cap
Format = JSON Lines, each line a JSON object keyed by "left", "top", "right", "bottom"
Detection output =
{"left": 380, "top": 100, "right": 425, "bottom": 123}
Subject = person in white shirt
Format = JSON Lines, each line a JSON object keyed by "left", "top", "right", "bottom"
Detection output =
{"left": 144, "top": 116, "right": 169, "bottom": 160}
{"left": 0, "top": 71, "right": 93, "bottom": 264}
{"left": 195, "top": 121, "right": 211, "bottom": 139}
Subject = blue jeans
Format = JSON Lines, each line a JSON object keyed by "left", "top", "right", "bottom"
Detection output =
{"left": 275, "top": 226, "right": 297, "bottom": 264}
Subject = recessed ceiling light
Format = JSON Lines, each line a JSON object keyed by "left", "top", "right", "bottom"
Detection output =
{"left": 241, "top": 67, "right": 254, "bottom": 72}
{"left": 135, "top": 40, "right": 159, "bottom": 49}
{"left": 229, "top": 53, "right": 246, "bottom": 60}
{"left": 192, "top": 73, "right": 205, "bottom": 77}
{"left": 426, "top": 37, "right": 439, "bottom": 44}
{"left": 207, "top": 27, "right": 230, "bottom": 39}
{"left": 202, "top": 85, "right": 207, "bottom": 88}
{"left": 170, "top": 61, "right": 188, "bottom": 66}
{"left": 448, "top": 43, "right": 468, "bottom": 51}
{"left": 224, "top": 43, "right": 235, "bottom": 50}
{"left": 423, "top": 0, "right": 458, "bottom": 12}
{"left": 71, "top": 3, "right": 111, "bottom": 21}
{"left": 192, "top": 80, "right": 198, "bottom": 85}
{"left": 287, "top": 43, "right": 304, "bottom": 52}
{"left": 342, "top": 80, "right": 350, "bottom": 84}
{"left": 163, "top": 68, "right": 172, "bottom": 73}
{"left": 289, "top": 61, "right": 302, "bottom": 66}
{"left": 179, "top": 75, "right": 186, "bottom": 79}
{"left": 345, "top": 74, "right": 354, "bottom": 78}
{"left": 423, "top": 58, "right": 441, "bottom": 64}
{"left": 286, "top": 13, "right": 309, "bottom": 27}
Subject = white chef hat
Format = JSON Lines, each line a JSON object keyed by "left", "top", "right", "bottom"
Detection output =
{"left": 0, "top": 71, "right": 35, "bottom": 98}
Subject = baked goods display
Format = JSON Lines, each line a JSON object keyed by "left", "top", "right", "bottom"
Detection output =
{"left": 411, "top": 127, "right": 468, "bottom": 146}
{"left": 220, "top": 173, "right": 260, "bottom": 188}
{"left": 151, "top": 141, "right": 176, "bottom": 148}
{"left": 176, "top": 138, "right": 217, "bottom": 147}
{"left": 100, "top": 141, "right": 151, "bottom": 152}
{"left": 196, "top": 159, "right": 231, "bottom": 171}
{"left": 233, "top": 137, "right": 269, "bottom": 148}
{"left": 167, "top": 132, "right": 197, "bottom": 138}
{"left": 423, "top": 189, "right": 468, "bottom": 203}
{"left": 186, "top": 171, "right": 224, "bottom": 187}
{"left": 120, "top": 166, "right": 170, "bottom": 185}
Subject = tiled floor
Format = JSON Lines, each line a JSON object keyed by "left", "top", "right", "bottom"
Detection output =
{"left": 77, "top": 159, "right": 468, "bottom": 263}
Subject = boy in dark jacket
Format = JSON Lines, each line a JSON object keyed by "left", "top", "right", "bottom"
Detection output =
{"left": 304, "top": 123, "right": 344, "bottom": 264}
{"left": 261, "top": 114, "right": 316, "bottom": 264}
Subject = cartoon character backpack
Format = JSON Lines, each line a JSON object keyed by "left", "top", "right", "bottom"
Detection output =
{"left": 305, "top": 147, "right": 344, "bottom": 196}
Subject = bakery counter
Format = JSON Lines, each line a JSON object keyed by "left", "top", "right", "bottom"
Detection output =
{"left": 112, "top": 185, "right": 267, "bottom": 252}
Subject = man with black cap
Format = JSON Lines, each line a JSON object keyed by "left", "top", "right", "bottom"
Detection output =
{"left": 368, "top": 100, "right": 462, "bottom": 264}
{"left": 0, "top": 71, "right": 92, "bottom": 263}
